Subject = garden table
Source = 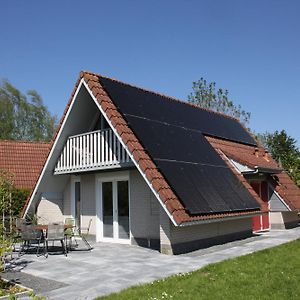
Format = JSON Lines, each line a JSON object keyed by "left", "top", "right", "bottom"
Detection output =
{"left": 34, "top": 224, "right": 73, "bottom": 231}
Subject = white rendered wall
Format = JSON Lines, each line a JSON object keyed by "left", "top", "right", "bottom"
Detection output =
{"left": 129, "top": 170, "right": 160, "bottom": 241}
{"left": 160, "top": 207, "right": 252, "bottom": 254}
{"left": 80, "top": 174, "right": 96, "bottom": 235}
{"left": 37, "top": 192, "right": 64, "bottom": 224}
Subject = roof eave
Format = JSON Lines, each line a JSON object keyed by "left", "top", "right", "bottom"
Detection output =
{"left": 242, "top": 166, "right": 282, "bottom": 175}
{"left": 178, "top": 211, "right": 262, "bottom": 227}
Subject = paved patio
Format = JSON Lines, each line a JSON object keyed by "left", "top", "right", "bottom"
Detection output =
{"left": 4, "top": 227, "right": 300, "bottom": 300}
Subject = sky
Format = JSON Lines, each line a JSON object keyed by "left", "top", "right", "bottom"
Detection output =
{"left": 1, "top": 0, "right": 299, "bottom": 144}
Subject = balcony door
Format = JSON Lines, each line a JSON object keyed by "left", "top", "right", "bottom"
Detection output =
{"left": 96, "top": 173, "right": 130, "bottom": 243}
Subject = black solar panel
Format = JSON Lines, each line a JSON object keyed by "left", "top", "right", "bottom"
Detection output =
{"left": 98, "top": 76, "right": 260, "bottom": 215}
{"left": 156, "top": 161, "right": 260, "bottom": 214}
{"left": 99, "top": 77, "right": 257, "bottom": 146}
{"left": 125, "top": 116, "right": 225, "bottom": 165}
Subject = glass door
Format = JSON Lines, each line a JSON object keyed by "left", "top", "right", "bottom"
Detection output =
{"left": 101, "top": 180, "right": 129, "bottom": 241}
{"left": 102, "top": 182, "right": 113, "bottom": 238}
{"left": 117, "top": 181, "right": 129, "bottom": 239}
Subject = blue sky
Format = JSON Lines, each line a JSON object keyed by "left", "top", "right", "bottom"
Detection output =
{"left": 1, "top": 1, "right": 299, "bottom": 144}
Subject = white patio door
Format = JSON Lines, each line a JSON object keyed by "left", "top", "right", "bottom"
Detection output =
{"left": 96, "top": 174, "right": 130, "bottom": 243}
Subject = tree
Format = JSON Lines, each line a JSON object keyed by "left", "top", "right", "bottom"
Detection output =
{"left": 0, "top": 79, "right": 56, "bottom": 141}
{"left": 258, "top": 130, "right": 300, "bottom": 187}
{"left": 188, "top": 78, "right": 251, "bottom": 125}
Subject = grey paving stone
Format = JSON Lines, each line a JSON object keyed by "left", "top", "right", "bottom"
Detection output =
{"left": 4, "top": 227, "right": 300, "bottom": 300}
{"left": 2, "top": 270, "right": 68, "bottom": 294}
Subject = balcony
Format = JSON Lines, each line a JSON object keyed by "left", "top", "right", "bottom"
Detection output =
{"left": 54, "top": 129, "right": 133, "bottom": 175}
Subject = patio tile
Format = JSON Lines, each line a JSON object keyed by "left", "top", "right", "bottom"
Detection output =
{"left": 6, "top": 227, "right": 300, "bottom": 300}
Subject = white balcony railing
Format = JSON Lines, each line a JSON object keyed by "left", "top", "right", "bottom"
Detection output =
{"left": 54, "top": 129, "right": 132, "bottom": 174}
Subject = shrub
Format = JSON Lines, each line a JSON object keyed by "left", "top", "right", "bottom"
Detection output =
{"left": 10, "top": 188, "right": 30, "bottom": 217}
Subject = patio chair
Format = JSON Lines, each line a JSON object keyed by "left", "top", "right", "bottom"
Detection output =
{"left": 79, "top": 218, "right": 92, "bottom": 250}
{"left": 45, "top": 223, "right": 67, "bottom": 257}
{"left": 64, "top": 218, "right": 78, "bottom": 250}
{"left": 18, "top": 225, "right": 44, "bottom": 257}
{"left": 64, "top": 218, "right": 92, "bottom": 251}
{"left": 11, "top": 218, "right": 25, "bottom": 252}
{"left": 80, "top": 218, "right": 92, "bottom": 236}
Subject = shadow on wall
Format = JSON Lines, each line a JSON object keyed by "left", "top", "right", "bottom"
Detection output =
{"left": 282, "top": 212, "right": 300, "bottom": 229}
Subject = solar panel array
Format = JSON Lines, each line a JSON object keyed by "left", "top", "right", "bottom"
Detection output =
{"left": 98, "top": 77, "right": 260, "bottom": 215}
{"left": 99, "top": 77, "right": 257, "bottom": 146}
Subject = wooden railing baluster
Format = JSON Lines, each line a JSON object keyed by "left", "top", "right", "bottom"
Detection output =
{"left": 54, "top": 129, "right": 132, "bottom": 174}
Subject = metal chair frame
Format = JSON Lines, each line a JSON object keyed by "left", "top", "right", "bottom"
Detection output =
{"left": 18, "top": 225, "right": 44, "bottom": 257}
{"left": 45, "top": 223, "right": 67, "bottom": 257}
{"left": 64, "top": 218, "right": 78, "bottom": 250}
{"left": 65, "top": 218, "right": 92, "bottom": 250}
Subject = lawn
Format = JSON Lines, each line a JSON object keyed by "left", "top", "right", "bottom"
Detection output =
{"left": 96, "top": 239, "right": 300, "bottom": 300}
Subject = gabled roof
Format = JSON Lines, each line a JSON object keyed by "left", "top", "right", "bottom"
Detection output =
{"left": 206, "top": 136, "right": 281, "bottom": 172}
{"left": 0, "top": 140, "right": 50, "bottom": 189}
{"left": 207, "top": 136, "right": 300, "bottom": 210}
{"left": 81, "top": 71, "right": 264, "bottom": 224}
{"left": 23, "top": 71, "right": 266, "bottom": 224}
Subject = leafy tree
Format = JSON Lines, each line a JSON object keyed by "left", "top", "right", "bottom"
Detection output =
{"left": 258, "top": 130, "right": 300, "bottom": 187}
{"left": 0, "top": 169, "right": 14, "bottom": 218}
{"left": 188, "top": 78, "right": 251, "bottom": 125}
{"left": 0, "top": 80, "right": 56, "bottom": 141}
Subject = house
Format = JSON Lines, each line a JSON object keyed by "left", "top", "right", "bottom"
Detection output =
{"left": 0, "top": 140, "right": 50, "bottom": 189}
{"left": 22, "top": 71, "right": 300, "bottom": 254}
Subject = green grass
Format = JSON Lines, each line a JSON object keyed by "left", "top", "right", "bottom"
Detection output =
{"left": 96, "top": 239, "right": 300, "bottom": 300}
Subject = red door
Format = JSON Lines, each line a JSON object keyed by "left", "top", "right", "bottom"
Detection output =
{"left": 251, "top": 181, "right": 269, "bottom": 232}
{"left": 261, "top": 181, "right": 270, "bottom": 230}
{"left": 251, "top": 182, "right": 262, "bottom": 232}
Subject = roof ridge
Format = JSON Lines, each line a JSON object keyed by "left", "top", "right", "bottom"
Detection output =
{"left": 80, "top": 70, "right": 241, "bottom": 123}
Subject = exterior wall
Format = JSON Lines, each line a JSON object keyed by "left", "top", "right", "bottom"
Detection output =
{"left": 159, "top": 207, "right": 173, "bottom": 254}
{"left": 270, "top": 211, "right": 299, "bottom": 229}
{"left": 160, "top": 208, "right": 252, "bottom": 255}
{"left": 63, "top": 174, "right": 97, "bottom": 234}
{"left": 130, "top": 170, "right": 160, "bottom": 248}
{"left": 63, "top": 178, "right": 71, "bottom": 217}
{"left": 269, "top": 186, "right": 289, "bottom": 212}
{"left": 37, "top": 168, "right": 161, "bottom": 241}
{"left": 37, "top": 192, "right": 64, "bottom": 224}
{"left": 80, "top": 174, "right": 96, "bottom": 235}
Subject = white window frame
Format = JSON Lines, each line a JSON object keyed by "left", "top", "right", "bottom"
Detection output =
{"left": 95, "top": 171, "right": 130, "bottom": 244}
{"left": 70, "top": 176, "right": 81, "bottom": 221}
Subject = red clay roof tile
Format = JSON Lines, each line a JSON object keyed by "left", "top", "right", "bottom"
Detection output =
{"left": 0, "top": 140, "right": 50, "bottom": 189}
{"left": 206, "top": 136, "right": 281, "bottom": 171}
{"left": 272, "top": 172, "right": 300, "bottom": 210}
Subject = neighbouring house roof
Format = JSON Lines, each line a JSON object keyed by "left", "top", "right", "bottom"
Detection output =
{"left": 24, "top": 70, "right": 298, "bottom": 224}
{"left": 0, "top": 140, "right": 50, "bottom": 189}
{"left": 207, "top": 136, "right": 300, "bottom": 210}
